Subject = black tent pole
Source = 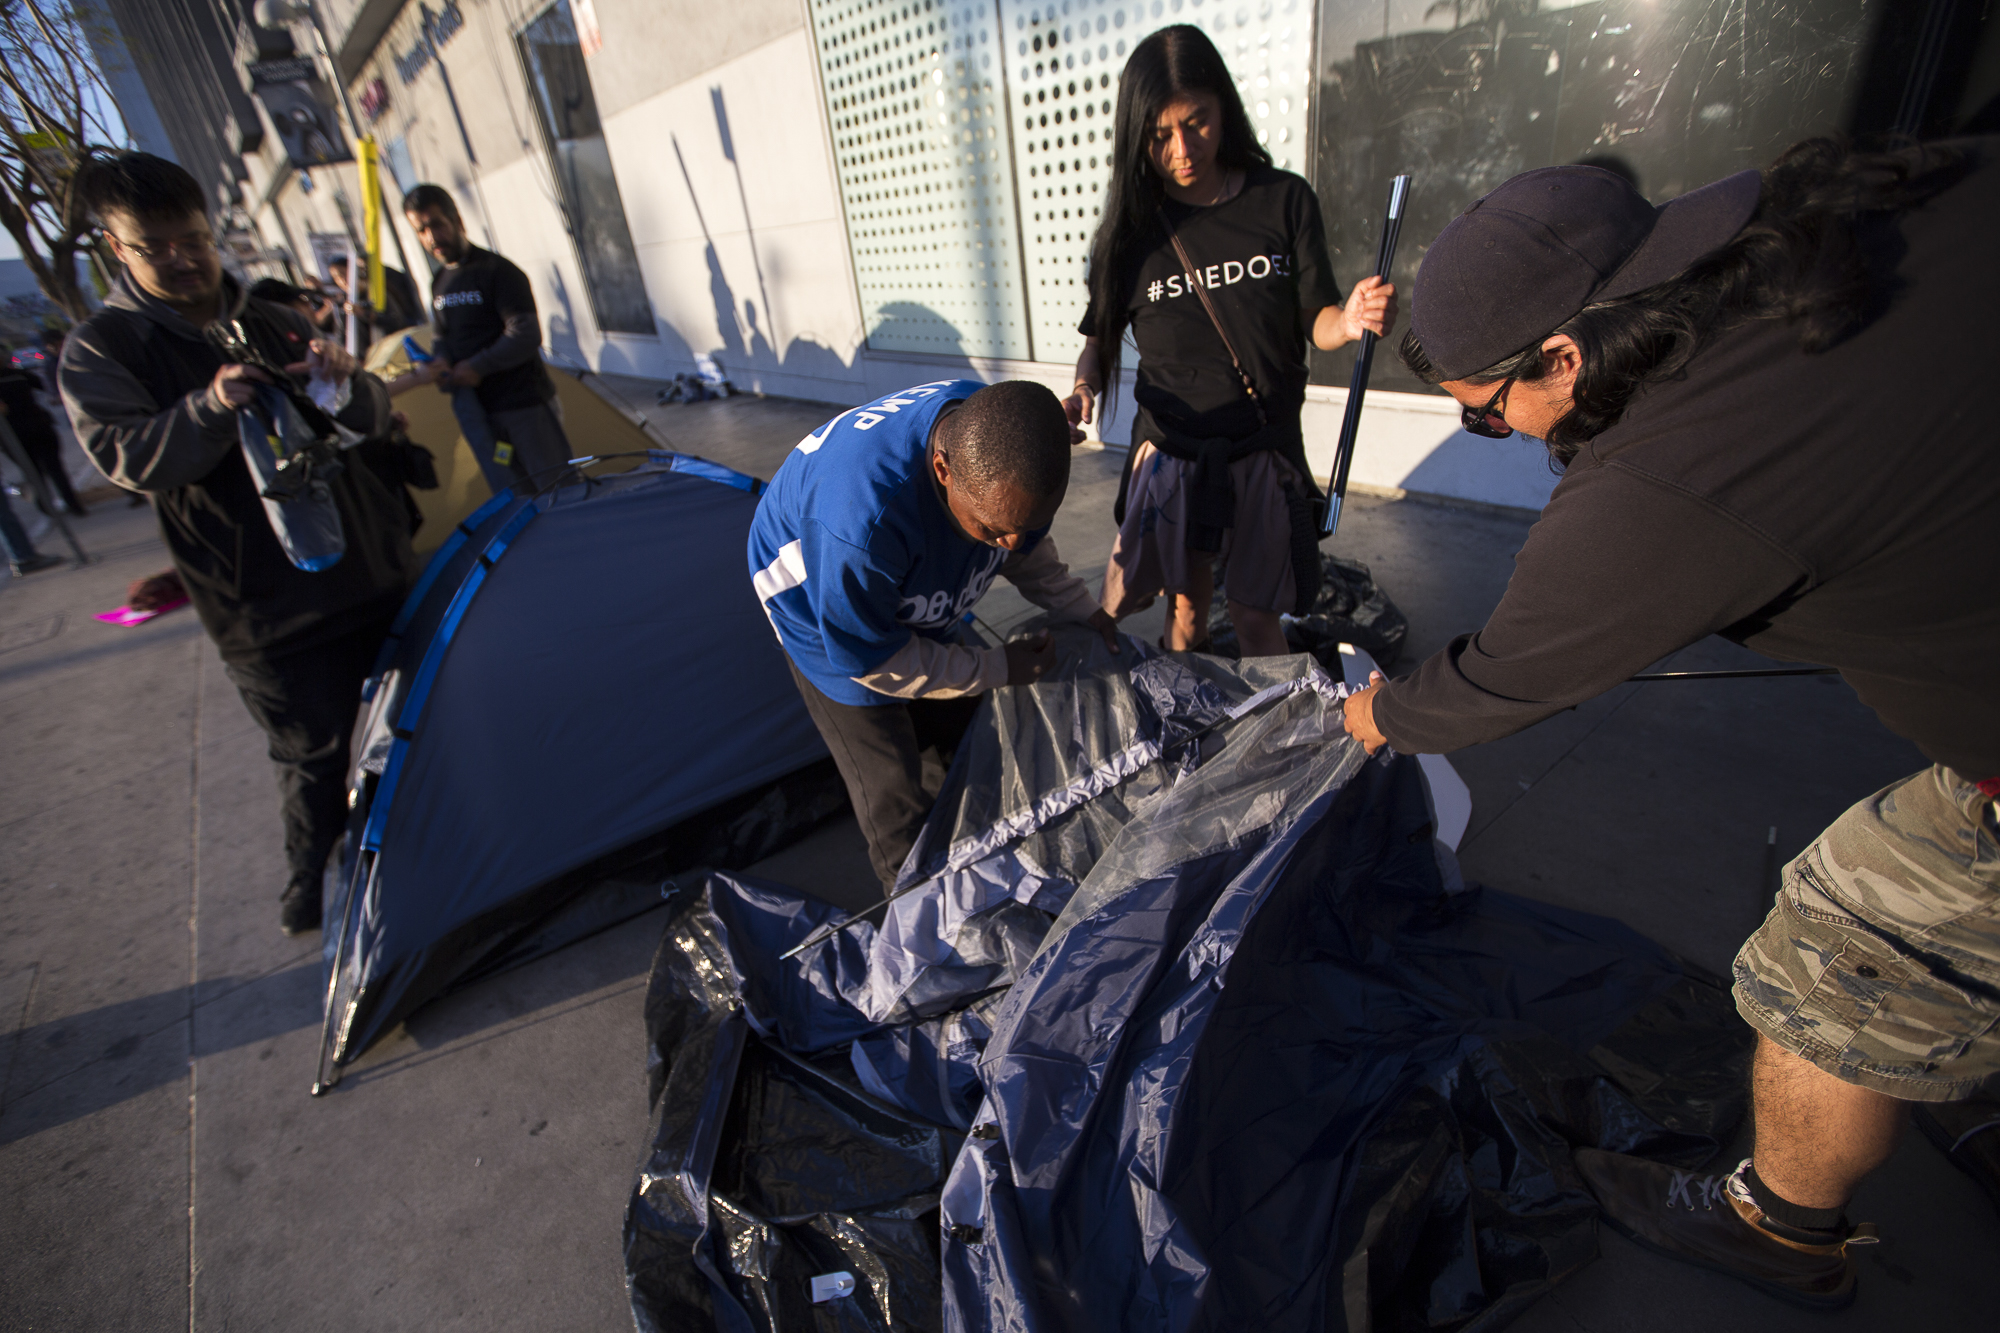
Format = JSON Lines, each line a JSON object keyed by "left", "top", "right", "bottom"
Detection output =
{"left": 1627, "top": 666, "right": 1838, "bottom": 682}
{"left": 1323, "top": 173, "right": 1411, "bottom": 539}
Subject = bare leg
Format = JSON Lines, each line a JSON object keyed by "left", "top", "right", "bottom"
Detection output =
{"left": 1751, "top": 1032, "right": 1906, "bottom": 1209}
{"left": 1166, "top": 560, "right": 1214, "bottom": 650}
{"left": 1229, "top": 600, "right": 1290, "bottom": 657}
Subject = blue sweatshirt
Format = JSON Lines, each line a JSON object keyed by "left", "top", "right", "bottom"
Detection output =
{"left": 748, "top": 380, "right": 1044, "bottom": 706}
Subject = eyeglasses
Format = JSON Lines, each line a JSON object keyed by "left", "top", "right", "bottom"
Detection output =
{"left": 110, "top": 233, "right": 216, "bottom": 262}
{"left": 1460, "top": 375, "right": 1518, "bottom": 439}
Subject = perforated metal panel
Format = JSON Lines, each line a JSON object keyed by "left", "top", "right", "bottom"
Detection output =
{"left": 812, "top": 0, "right": 1031, "bottom": 359}
{"left": 1004, "top": 0, "right": 1314, "bottom": 362}
{"left": 810, "top": 0, "right": 1316, "bottom": 365}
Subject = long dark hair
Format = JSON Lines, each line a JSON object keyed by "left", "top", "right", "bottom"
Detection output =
{"left": 1400, "top": 138, "right": 1966, "bottom": 467}
{"left": 1084, "top": 25, "right": 1269, "bottom": 409}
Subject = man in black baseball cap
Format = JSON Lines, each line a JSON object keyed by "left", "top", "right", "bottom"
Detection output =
{"left": 1344, "top": 137, "right": 2000, "bottom": 1308}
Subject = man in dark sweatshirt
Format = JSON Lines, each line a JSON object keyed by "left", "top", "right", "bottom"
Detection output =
{"left": 1344, "top": 139, "right": 1999, "bottom": 1309}
{"left": 60, "top": 153, "right": 416, "bottom": 935}
{"left": 401, "top": 184, "right": 572, "bottom": 492}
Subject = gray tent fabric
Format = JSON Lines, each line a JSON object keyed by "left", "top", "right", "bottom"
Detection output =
{"left": 623, "top": 639, "right": 1752, "bottom": 1331}
{"left": 317, "top": 457, "right": 830, "bottom": 1083}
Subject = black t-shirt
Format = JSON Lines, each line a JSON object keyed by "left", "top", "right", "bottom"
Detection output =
{"left": 430, "top": 246, "right": 552, "bottom": 411}
{"left": 1082, "top": 166, "right": 1343, "bottom": 443}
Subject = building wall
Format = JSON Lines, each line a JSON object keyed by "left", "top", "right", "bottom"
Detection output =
{"left": 582, "top": 0, "right": 808, "bottom": 120}
{"left": 302, "top": 0, "right": 1554, "bottom": 513}
{"left": 597, "top": 27, "right": 863, "bottom": 399}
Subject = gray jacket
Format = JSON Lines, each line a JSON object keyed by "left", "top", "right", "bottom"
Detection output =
{"left": 61, "top": 273, "right": 390, "bottom": 490}
{"left": 60, "top": 273, "right": 417, "bottom": 658}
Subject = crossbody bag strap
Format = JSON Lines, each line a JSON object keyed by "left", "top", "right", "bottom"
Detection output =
{"left": 1158, "top": 205, "right": 1268, "bottom": 428}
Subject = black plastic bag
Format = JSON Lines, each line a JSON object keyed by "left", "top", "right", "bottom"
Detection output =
{"left": 626, "top": 881, "right": 954, "bottom": 1333}
{"left": 1212, "top": 553, "right": 1409, "bottom": 669}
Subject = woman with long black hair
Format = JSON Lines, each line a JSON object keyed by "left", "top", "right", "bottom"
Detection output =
{"left": 1066, "top": 24, "right": 1395, "bottom": 656}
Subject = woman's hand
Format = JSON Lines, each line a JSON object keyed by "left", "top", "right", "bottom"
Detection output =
{"left": 1313, "top": 276, "right": 1399, "bottom": 350}
{"left": 1063, "top": 382, "right": 1096, "bottom": 444}
{"left": 1342, "top": 275, "right": 1398, "bottom": 342}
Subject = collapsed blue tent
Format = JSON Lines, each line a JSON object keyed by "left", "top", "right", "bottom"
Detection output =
{"left": 623, "top": 635, "right": 1751, "bottom": 1330}
{"left": 315, "top": 457, "right": 836, "bottom": 1089}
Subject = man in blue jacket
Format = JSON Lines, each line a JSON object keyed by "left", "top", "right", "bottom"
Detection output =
{"left": 750, "top": 378, "right": 1117, "bottom": 889}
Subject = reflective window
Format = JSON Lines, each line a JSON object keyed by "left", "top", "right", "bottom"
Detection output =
{"left": 518, "top": 1, "right": 656, "bottom": 337}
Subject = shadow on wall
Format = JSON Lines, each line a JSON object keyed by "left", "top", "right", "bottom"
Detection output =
{"left": 545, "top": 260, "right": 695, "bottom": 378}
{"left": 545, "top": 265, "right": 585, "bottom": 367}
{"left": 1396, "top": 422, "right": 1562, "bottom": 513}
{"left": 866, "top": 301, "right": 971, "bottom": 368}
{"left": 638, "top": 94, "right": 862, "bottom": 398}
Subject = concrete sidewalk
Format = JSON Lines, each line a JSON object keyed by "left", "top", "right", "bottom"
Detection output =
{"left": 3, "top": 396, "right": 1994, "bottom": 1331}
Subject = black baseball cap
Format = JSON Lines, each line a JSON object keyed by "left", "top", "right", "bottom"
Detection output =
{"left": 1410, "top": 164, "right": 1763, "bottom": 381}
{"left": 248, "top": 277, "right": 309, "bottom": 306}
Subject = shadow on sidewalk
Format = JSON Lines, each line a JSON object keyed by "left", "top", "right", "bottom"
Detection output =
{"left": 0, "top": 960, "right": 318, "bottom": 1146}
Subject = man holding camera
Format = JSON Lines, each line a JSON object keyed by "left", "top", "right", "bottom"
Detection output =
{"left": 59, "top": 153, "right": 416, "bottom": 935}
{"left": 1343, "top": 138, "right": 1999, "bottom": 1308}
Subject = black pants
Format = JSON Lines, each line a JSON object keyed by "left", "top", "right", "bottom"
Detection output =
{"left": 224, "top": 614, "right": 395, "bottom": 891}
{"left": 15, "top": 418, "right": 84, "bottom": 514}
{"left": 787, "top": 660, "right": 980, "bottom": 891}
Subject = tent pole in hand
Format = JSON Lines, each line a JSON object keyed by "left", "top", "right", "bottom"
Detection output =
{"left": 1324, "top": 173, "right": 1411, "bottom": 539}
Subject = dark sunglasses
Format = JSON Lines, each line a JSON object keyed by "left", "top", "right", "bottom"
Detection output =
{"left": 1461, "top": 375, "right": 1518, "bottom": 439}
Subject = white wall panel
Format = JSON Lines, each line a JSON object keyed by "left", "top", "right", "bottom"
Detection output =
{"left": 1002, "top": 0, "right": 1315, "bottom": 363}
{"left": 806, "top": 0, "right": 1314, "bottom": 365}
{"left": 810, "top": 0, "right": 1032, "bottom": 360}
{"left": 599, "top": 29, "right": 869, "bottom": 399}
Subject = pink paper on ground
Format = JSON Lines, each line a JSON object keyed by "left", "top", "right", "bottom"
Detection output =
{"left": 93, "top": 595, "right": 190, "bottom": 627}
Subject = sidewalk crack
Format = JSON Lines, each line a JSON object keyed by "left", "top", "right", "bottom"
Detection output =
{"left": 0, "top": 961, "right": 42, "bottom": 1113}
{"left": 186, "top": 638, "right": 204, "bottom": 1333}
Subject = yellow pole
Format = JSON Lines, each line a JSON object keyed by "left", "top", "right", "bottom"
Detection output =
{"left": 359, "top": 136, "right": 385, "bottom": 309}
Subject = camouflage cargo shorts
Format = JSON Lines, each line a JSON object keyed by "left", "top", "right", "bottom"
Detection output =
{"left": 1734, "top": 765, "right": 2000, "bottom": 1102}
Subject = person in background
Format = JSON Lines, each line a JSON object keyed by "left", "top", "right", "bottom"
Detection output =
{"left": 401, "top": 183, "right": 573, "bottom": 494}
{"left": 750, "top": 379, "right": 1118, "bottom": 890}
{"left": 0, "top": 343, "right": 87, "bottom": 515}
{"left": 59, "top": 152, "right": 416, "bottom": 936}
{"left": 1066, "top": 25, "right": 1394, "bottom": 657}
{"left": 0, "top": 457, "right": 63, "bottom": 576}
{"left": 335, "top": 255, "right": 425, "bottom": 345}
{"left": 247, "top": 278, "right": 340, "bottom": 333}
{"left": 1345, "top": 138, "right": 2000, "bottom": 1308}
{"left": 40, "top": 329, "right": 65, "bottom": 395}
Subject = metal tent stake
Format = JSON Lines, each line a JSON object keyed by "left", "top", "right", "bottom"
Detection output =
{"left": 1323, "top": 173, "right": 1412, "bottom": 539}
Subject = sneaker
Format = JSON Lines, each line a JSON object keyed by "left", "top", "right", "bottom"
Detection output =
{"left": 8, "top": 553, "right": 62, "bottom": 576}
{"left": 279, "top": 877, "right": 323, "bottom": 935}
{"left": 1573, "top": 1148, "right": 1878, "bottom": 1310}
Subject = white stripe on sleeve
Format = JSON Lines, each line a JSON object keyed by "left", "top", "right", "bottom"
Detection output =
{"left": 752, "top": 539, "right": 809, "bottom": 643}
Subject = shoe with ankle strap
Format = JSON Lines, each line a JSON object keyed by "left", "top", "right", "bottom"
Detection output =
{"left": 1574, "top": 1148, "right": 1877, "bottom": 1309}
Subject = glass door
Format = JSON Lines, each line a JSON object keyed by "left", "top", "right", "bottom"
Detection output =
{"left": 518, "top": 1, "right": 657, "bottom": 336}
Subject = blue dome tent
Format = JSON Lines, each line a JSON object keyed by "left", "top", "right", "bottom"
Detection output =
{"left": 313, "top": 456, "right": 835, "bottom": 1090}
